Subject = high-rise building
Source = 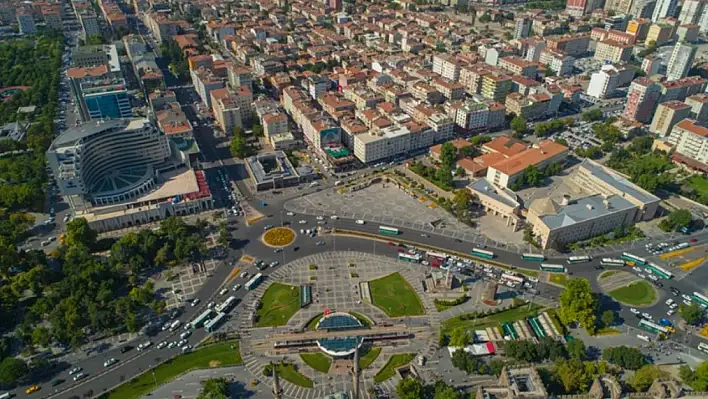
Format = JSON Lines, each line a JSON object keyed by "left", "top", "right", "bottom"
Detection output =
{"left": 16, "top": 10, "right": 36, "bottom": 35}
{"left": 685, "top": 93, "right": 708, "bottom": 122}
{"left": 652, "top": 0, "right": 678, "bottom": 21}
{"left": 514, "top": 16, "right": 532, "bottom": 38}
{"left": 81, "top": 80, "right": 132, "bottom": 121}
{"left": 666, "top": 42, "right": 697, "bottom": 81}
{"left": 587, "top": 68, "right": 620, "bottom": 99}
{"left": 566, "top": 0, "right": 604, "bottom": 16}
{"left": 679, "top": 0, "right": 705, "bottom": 24}
{"left": 623, "top": 78, "right": 662, "bottom": 122}
{"left": 668, "top": 118, "right": 708, "bottom": 165}
{"left": 649, "top": 100, "right": 692, "bottom": 136}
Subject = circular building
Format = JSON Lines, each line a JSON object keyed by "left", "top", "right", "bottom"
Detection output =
{"left": 315, "top": 312, "right": 365, "bottom": 357}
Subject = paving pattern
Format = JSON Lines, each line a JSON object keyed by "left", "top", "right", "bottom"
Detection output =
{"left": 225, "top": 252, "right": 442, "bottom": 399}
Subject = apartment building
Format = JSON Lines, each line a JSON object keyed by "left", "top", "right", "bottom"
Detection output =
{"left": 431, "top": 78, "right": 465, "bottom": 101}
{"left": 626, "top": 18, "right": 651, "bottom": 40}
{"left": 685, "top": 93, "right": 708, "bottom": 123}
{"left": 210, "top": 88, "right": 242, "bottom": 135}
{"left": 191, "top": 67, "right": 226, "bottom": 108}
{"left": 587, "top": 67, "right": 620, "bottom": 99}
{"left": 666, "top": 42, "right": 697, "bottom": 81}
{"left": 499, "top": 57, "right": 538, "bottom": 78}
{"left": 343, "top": 86, "right": 384, "bottom": 110}
{"left": 545, "top": 34, "right": 590, "bottom": 57}
{"left": 646, "top": 22, "right": 675, "bottom": 44}
{"left": 432, "top": 54, "right": 461, "bottom": 81}
{"left": 262, "top": 112, "right": 289, "bottom": 138}
{"left": 677, "top": 24, "right": 699, "bottom": 42}
{"left": 623, "top": 78, "right": 662, "bottom": 122}
{"left": 481, "top": 73, "right": 513, "bottom": 102}
{"left": 539, "top": 50, "right": 574, "bottom": 76}
{"left": 668, "top": 118, "right": 708, "bottom": 165}
{"left": 679, "top": 0, "right": 705, "bottom": 24}
{"left": 566, "top": 0, "right": 604, "bottom": 16}
{"left": 228, "top": 65, "right": 252, "bottom": 90}
{"left": 454, "top": 102, "right": 489, "bottom": 131}
{"left": 649, "top": 100, "right": 692, "bottom": 136}
{"left": 659, "top": 76, "right": 708, "bottom": 102}
{"left": 594, "top": 40, "right": 633, "bottom": 63}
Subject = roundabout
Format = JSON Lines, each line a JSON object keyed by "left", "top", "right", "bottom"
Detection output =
{"left": 262, "top": 226, "right": 296, "bottom": 247}
{"left": 608, "top": 280, "right": 658, "bottom": 307}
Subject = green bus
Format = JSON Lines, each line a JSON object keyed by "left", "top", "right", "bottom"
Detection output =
{"left": 521, "top": 253, "right": 545, "bottom": 262}
{"left": 540, "top": 264, "right": 566, "bottom": 273}
{"left": 471, "top": 248, "right": 495, "bottom": 259}
{"left": 645, "top": 263, "right": 673, "bottom": 279}
{"left": 378, "top": 226, "right": 400, "bottom": 236}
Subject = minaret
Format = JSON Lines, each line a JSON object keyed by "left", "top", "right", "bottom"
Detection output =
{"left": 272, "top": 362, "right": 283, "bottom": 399}
{"left": 352, "top": 340, "right": 361, "bottom": 399}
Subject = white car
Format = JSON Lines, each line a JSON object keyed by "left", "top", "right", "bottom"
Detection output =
{"left": 669, "top": 303, "right": 678, "bottom": 309}
{"left": 648, "top": 274, "right": 659, "bottom": 281}
{"left": 355, "top": 220, "right": 365, "bottom": 225}
{"left": 299, "top": 220, "right": 307, "bottom": 224}
{"left": 682, "top": 294, "right": 692, "bottom": 301}
{"left": 667, "top": 309, "right": 676, "bottom": 316}
{"left": 103, "top": 358, "right": 118, "bottom": 367}
{"left": 219, "top": 288, "right": 228, "bottom": 296}
{"left": 73, "top": 372, "right": 87, "bottom": 381}
{"left": 69, "top": 367, "right": 82, "bottom": 375}
{"left": 637, "top": 273, "right": 646, "bottom": 279}
{"left": 190, "top": 298, "right": 201, "bottom": 307}
{"left": 641, "top": 312, "right": 652, "bottom": 320}
{"left": 138, "top": 341, "right": 152, "bottom": 351}
{"left": 156, "top": 341, "right": 168, "bottom": 349}
{"left": 232, "top": 284, "right": 241, "bottom": 291}
{"left": 330, "top": 215, "right": 338, "bottom": 219}
{"left": 629, "top": 308, "right": 640, "bottom": 314}
{"left": 684, "top": 299, "right": 694, "bottom": 306}
{"left": 316, "top": 216, "right": 324, "bottom": 220}
{"left": 207, "top": 301, "right": 215, "bottom": 309}
{"left": 286, "top": 211, "right": 294, "bottom": 216}
{"left": 666, "top": 299, "right": 675, "bottom": 306}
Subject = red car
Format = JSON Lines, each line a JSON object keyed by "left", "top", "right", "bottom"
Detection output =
{"left": 387, "top": 242, "right": 395, "bottom": 246}
{"left": 397, "top": 248, "right": 404, "bottom": 253}
{"left": 690, "top": 238, "right": 698, "bottom": 243}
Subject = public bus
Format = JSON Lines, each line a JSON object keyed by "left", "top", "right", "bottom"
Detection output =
{"left": 216, "top": 296, "right": 237, "bottom": 313}
{"left": 692, "top": 292, "right": 708, "bottom": 308}
{"left": 191, "top": 309, "right": 215, "bottom": 329}
{"left": 621, "top": 252, "right": 647, "bottom": 266}
{"left": 245, "top": 273, "right": 263, "bottom": 291}
{"left": 567, "top": 256, "right": 591, "bottom": 264}
{"left": 698, "top": 342, "right": 708, "bottom": 355}
{"left": 398, "top": 252, "right": 422, "bottom": 263}
{"left": 521, "top": 253, "right": 545, "bottom": 262}
{"left": 540, "top": 264, "right": 566, "bottom": 273}
{"left": 638, "top": 319, "right": 669, "bottom": 334}
{"left": 471, "top": 248, "right": 495, "bottom": 260}
{"left": 204, "top": 312, "right": 227, "bottom": 332}
{"left": 644, "top": 263, "right": 673, "bottom": 279}
{"left": 378, "top": 226, "right": 400, "bottom": 236}
{"left": 426, "top": 251, "right": 448, "bottom": 267}
{"left": 601, "top": 258, "right": 625, "bottom": 267}
{"left": 501, "top": 273, "right": 524, "bottom": 285}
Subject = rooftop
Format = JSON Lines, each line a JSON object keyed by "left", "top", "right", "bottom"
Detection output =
{"left": 578, "top": 158, "right": 660, "bottom": 204}
{"left": 532, "top": 193, "right": 636, "bottom": 230}
{"left": 490, "top": 140, "right": 568, "bottom": 176}
{"left": 674, "top": 118, "right": 708, "bottom": 137}
{"left": 468, "top": 178, "right": 520, "bottom": 208}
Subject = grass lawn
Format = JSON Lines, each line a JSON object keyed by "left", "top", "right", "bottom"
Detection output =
{"left": 256, "top": 283, "right": 301, "bottom": 327}
{"left": 434, "top": 296, "right": 469, "bottom": 312}
{"left": 515, "top": 269, "right": 539, "bottom": 278}
{"left": 300, "top": 353, "right": 331, "bottom": 373}
{"left": 608, "top": 281, "right": 657, "bottom": 306}
{"left": 544, "top": 309, "right": 566, "bottom": 335}
{"left": 306, "top": 313, "right": 324, "bottom": 330}
{"left": 688, "top": 175, "right": 708, "bottom": 197}
{"left": 594, "top": 327, "right": 621, "bottom": 336}
{"left": 548, "top": 273, "right": 568, "bottom": 287}
{"left": 105, "top": 342, "right": 242, "bottom": 399}
{"left": 270, "top": 363, "right": 313, "bottom": 388}
{"left": 359, "top": 347, "right": 381, "bottom": 369}
{"left": 599, "top": 270, "right": 619, "bottom": 280}
{"left": 349, "top": 311, "right": 373, "bottom": 327}
{"left": 374, "top": 353, "right": 416, "bottom": 383}
{"left": 442, "top": 303, "right": 543, "bottom": 335}
{"left": 369, "top": 273, "right": 425, "bottom": 317}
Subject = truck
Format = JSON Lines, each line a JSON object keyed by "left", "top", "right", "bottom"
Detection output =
{"left": 658, "top": 318, "right": 673, "bottom": 327}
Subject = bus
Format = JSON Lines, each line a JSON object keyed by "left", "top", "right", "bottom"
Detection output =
{"left": 501, "top": 273, "right": 524, "bottom": 285}
{"left": 191, "top": 309, "right": 215, "bottom": 329}
{"left": 471, "top": 248, "right": 495, "bottom": 260}
{"left": 398, "top": 253, "right": 422, "bottom": 263}
{"left": 217, "top": 296, "right": 237, "bottom": 313}
{"left": 639, "top": 319, "right": 668, "bottom": 334}
{"left": 204, "top": 312, "right": 227, "bottom": 332}
{"left": 601, "top": 258, "right": 625, "bottom": 267}
{"left": 378, "top": 226, "right": 399, "bottom": 236}
{"left": 245, "top": 273, "right": 263, "bottom": 290}
{"left": 698, "top": 342, "right": 708, "bottom": 355}
{"left": 540, "top": 264, "right": 566, "bottom": 273}
{"left": 567, "top": 256, "right": 591, "bottom": 264}
{"left": 621, "top": 252, "right": 647, "bottom": 266}
{"left": 645, "top": 263, "right": 673, "bottom": 279}
{"left": 521, "top": 253, "right": 545, "bottom": 262}
{"left": 692, "top": 292, "right": 708, "bottom": 308}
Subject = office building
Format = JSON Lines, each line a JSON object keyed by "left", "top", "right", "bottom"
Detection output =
{"left": 81, "top": 80, "right": 132, "bottom": 121}
{"left": 486, "top": 140, "right": 569, "bottom": 188}
{"left": 666, "top": 42, "right": 697, "bottom": 81}
{"left": 16, "top": 10, "right": 36, "bottom": 35}
{"left": 649, "top": 100, "right": 692, "bottom": 136}
{"left": 623, "top": 77, "right": 662, "bottom": 122}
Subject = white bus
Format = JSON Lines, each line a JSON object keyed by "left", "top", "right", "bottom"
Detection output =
{"left": 567, "top": 256, "right": 591, "bottom": 264}
{"left": 501, "top": 273, "right": 524, "bottom": 284}
{"left": 692, "top": 292, "right": 708, "bottom": 308}
{"left": 601, "top": 258, "right": 625, "bottom": 267}
{"left": 398, "top": 252, "right": 422, "bottom": 263}
{"left": 217, "top": 296, "right": 237, "bottom": 313}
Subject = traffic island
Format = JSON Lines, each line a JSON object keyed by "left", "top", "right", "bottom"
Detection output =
{"left": 608, "top": 280, "right": 658, "bottom": 307}
{"left": 368, "top": 272, "right": 426, "bottom": 317}
{"left": 262, "top": 227, "right": 296, "bottom": 247}
{"left": 254, "top": 283, "right": 301, "bottom": 327}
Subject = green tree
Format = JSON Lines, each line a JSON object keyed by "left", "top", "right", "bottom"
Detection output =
{"left": 31, "top": 326, "right": 51, "bottom": 348}
{"left": 252, "top": 124, "right": 264, "bottom": 137}
{"left": 660, "top": 209, "right": 693, "bottom": 232}
{"left": 628, "top": 365, "right": 668, "bottom": 392}
{"left": 602, "top": 346, "right": 645, "bottom": 370}
{"left": 566, "top": 338, "right": 586, "bottom": 360}
{"left": 558, "top": 278, "right": 598, "bottom": 334}
{"left": 554, "top": 359, "right": 592, "bottom": 393}
{"left": 511, "top": 116, "right": 527, "bottom": 135}
{"left": 680, "top": 362, "right": 708, "bottom": 391}
{"left": 64, "top": 218, "right": 97, "bottom": 248}
{"left": 230, "top": 130, "right": 249, "bottom": 159}
{"left": 449, "top": 327, "right": 471, "bottom": 347}
{"left": 454, "top": 166, "right": 466, "bottom": 177}
{"left": 452, "top": 189, "right": 474, "bottom": 217}
{"left": 396, "top": 378, "right": 424, "bottom": 399}
{"left": 0, "top": 357, "right": 28, "bottom": 385}
{"left": 217, "top": 222, "right": 230, "bottom": 246}
{"left": 601, "top": 310, "right": 615, "bottom": 327}
{"left": 679, "top": 303, "right": 703, "bottom": 325}
{"left": 439, "top": 142, "right": 458, "bottom": 170}
{"left": 436, "top": 165, "right": 453, "bottom": 189}
{"left": 198, "top": 377, "right": 229, "bottom": 399}
{"left": 581, "top": 109, "right": 603, "bottom": 122}
{"left": 433, "top": 382, "right": 461, "bottom": 399}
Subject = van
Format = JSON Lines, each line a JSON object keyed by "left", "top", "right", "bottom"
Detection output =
{"left": 180, "top": 331, "right": 191, "bottom": 339}
{"left": 0, "top": 392, "right": 14, "bottom": 399}
{"left": 355, "top": 220, "right": 365, "bottom": 225}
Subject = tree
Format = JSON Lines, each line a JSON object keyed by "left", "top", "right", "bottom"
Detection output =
{"left": 679, "top": 303, "right": 703, "bottom": 325}
{"left": 439, "top": 142, "right": 458, "bottom": 170}
{"left": 628, "top": 365, "right": 668, "bottom": 392}
{"left": 601, "top": 310, "right": 615, "bottom": 327}
{"left": 0, "top": 357, "right": 28, "bottom": 385}
{"left": 32, "top": 326, "right": 52, "bottom": 348}
{"left": 64, "top": 218, "right": 97, "bottom": 248}
{"left": 555, "top": 138, "right": 569, "bottom": 146}
{"left": 479, "top": 13, "right": 492, "bottom": 22}
{"left": 660, "top": 209, "right": 693, "bottom": 232}
{"left": 554, "top": 359, "right": 592, "bottom": 393}
{"left": 566, "top": 339, "right": 586, "bottom": 360}
{"left": 436, "top": 164, "right": 453, "bottom": 189}
{"left": 680, "top": 362, "right": 708, "bottom": 391}
{"left": 449, "top": 327, "right": 471, "bottom": 347}
{"left": 230, "top": 128, "right": 249, "bottom": 158}
{"left": 252, "top": 124, "right": 264, "bottom": 137}
{"left": 454, "top": 166, "right": 466, "bottom": 177}
{"left": 396, "top": 378, "right": 424, "bottom": 399}
{"left": 581, "top": 109, "right": 603, "bottom": 122}
{"left": 602, "top": 346, "right": 645, "bottom": 370}
{"left": 503, "top": 340, "right": 540, "bottom": 362}
{"left": 198, "top": 378, "right": 229, "bottom": 399}
{"left": 217, "top": 222, "right": 230, "bottom": 246}
{"left": 558, "top": 278, "right": 598, "bottom": 334}
{"left": 433, "top": 382, "right": 461, "bottom": 399}
{"left": 452, "top": 189, "right": 474, "bottom": 217}
{"left": 511, "top": 116, "right": 527, "bottom": 135}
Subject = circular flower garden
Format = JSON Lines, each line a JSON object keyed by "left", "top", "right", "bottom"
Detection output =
{"left": 262, "top": 227, "right": 296, "bottom": 247}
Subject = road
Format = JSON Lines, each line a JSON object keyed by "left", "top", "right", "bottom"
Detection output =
{"left": 21, "top": 30, "right": 705, "bottom": 399}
